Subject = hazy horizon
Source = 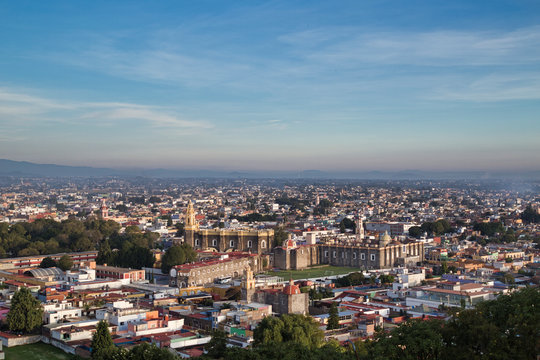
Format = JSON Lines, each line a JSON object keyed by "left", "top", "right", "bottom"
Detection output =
{"left": 2, "top": 159, "right": 540, "bottom": 181}
{"left": 1, "top": 1, "right": 540, "bottom": 171}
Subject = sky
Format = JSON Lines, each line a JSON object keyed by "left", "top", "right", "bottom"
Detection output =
{"left": 1, "top": 0, "right": 539, "bottom": 172}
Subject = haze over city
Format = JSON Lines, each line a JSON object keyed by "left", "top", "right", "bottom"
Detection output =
{"left": 1, "top": 1, "right": 539, "bottom": 173}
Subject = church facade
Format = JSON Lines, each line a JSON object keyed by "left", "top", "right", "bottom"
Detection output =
{"left": 183, "top": 201, "right": 274, "bottom": 255}
{"left": 274, "top": 231, "right": 424, "bottom": 270}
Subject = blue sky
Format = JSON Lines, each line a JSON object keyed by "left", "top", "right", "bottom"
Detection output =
{"left": 1, "top": 0, "right": 539, "bottom": 171}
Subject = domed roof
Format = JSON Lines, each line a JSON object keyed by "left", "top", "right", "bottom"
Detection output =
{"left": 379, "top": 230, "right": 392, "bottom": 242}
{"left": 283, "top": 279, "right": 301, "bottom": 295}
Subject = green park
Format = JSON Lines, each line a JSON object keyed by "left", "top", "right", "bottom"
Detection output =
{"left": 4, "top": 342, "right": 75, "bottom": 360}
{"left": 265, "top": 265, "right": 361, "bottom": 280}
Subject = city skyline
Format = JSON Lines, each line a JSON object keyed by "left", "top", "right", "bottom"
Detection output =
{"left": 1, "top": 1, "right": 540, "bottom": 172}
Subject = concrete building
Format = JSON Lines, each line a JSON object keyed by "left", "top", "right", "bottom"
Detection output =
{"left": 0, "top": 251, "right": 98, "bottom": 270}
{"left": 364, "top": 222, "right": 416, "bottom": 236}
{"left": 95, "top": 265, "right": 145, "bottom": 282}
{"left": 43, "top": 301, "right": 82, "bottom": 324}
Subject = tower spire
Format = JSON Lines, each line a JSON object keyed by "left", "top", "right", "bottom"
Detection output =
{"left": 356, "top": 212, "right": 364, "bottom": 241}
{"left": 184, "top": 200, "right": 198, "bottom": 230}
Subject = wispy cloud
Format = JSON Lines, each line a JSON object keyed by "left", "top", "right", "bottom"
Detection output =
{"left": 46, "top": 25, "right": 540, "bottom": 105}
{"left": 431, "top": 73, "right": 540, "bottom": 101}
{"left": 0, "top": 87, "right": 211, "bottom": 129}
{"left": 281, "top": 26, "right": 540, "bottom": 66}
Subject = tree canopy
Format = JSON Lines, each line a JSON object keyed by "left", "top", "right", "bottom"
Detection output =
{"left": 334, "top": 272, "right": 370, "bottom": 287}
{"left": 202, "top": 287, "right": 540, "bottom": 360}
{"left": 39, "top": 256, "right": 57, "bottom": 268}
{"left": 521, "top": 205, "right": 540, "bottom": 224}
{"left": 327, "top": 302, "right": 340, "bottom": 330}
{"left": 91, "top": 320, "right": 115, "bottom": 360}
{"left": 161, "top": 243, "right": 197, "bottom": 274}
{"left": 408, "top": 226, "right": 422, "bottom": 238}
{"left": 420, "top": 219, "right": 452, "bottom": 236}
{"left": 7, "top": 287, "right": 43, "bottom": 333}
{"left": 253, "top": 314, "right": 324, "bottom": 350}
{"left": 273, "top": 226, "right": 288, "bottom": 247}
{"left": 0, "top": 218, "right": 120, "bottom": 258}
{"left": 57, "top": 254, "right": 73, "bottom": 271}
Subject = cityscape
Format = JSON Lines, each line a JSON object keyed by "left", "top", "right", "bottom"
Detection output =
{"left": 1, "top": 1, "right": 539, "bottom": 360}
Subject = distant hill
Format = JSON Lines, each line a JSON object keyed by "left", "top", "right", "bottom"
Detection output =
{"left": 0, "top": 159, "right": 119, "bottom": 177}
{"left": 0, "top": 159, "right": 538, "bottom": 180}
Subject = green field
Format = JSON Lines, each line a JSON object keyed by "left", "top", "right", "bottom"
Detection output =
{"left": 264, "top": 265, "right": 361, "bottom": 280}
{"left": 4, "top": 342, "right": 75, "bottom": 360}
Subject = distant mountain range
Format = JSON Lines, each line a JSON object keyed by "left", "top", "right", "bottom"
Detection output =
{"left": 0, "top": 159, "right": 539, "bottom": 180}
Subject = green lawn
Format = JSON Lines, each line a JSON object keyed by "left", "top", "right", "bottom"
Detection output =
{"left": 264, "top": 265, "right": 362, "bottom": 280}
{"left": 4, "top": 342, "right": 75, "bottom": 360}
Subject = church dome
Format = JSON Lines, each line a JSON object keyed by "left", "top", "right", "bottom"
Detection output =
{"left": 379, "top": 230, "right": 392, "bottom": 246}
{"left": 283, "top": 279, "right": 301, "bottom": 295}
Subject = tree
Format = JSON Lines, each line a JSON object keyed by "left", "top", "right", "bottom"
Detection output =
{"left": 408, "top": 226, "right": 422, "bottom": 238}
{"left": 273, "top": 226, "right": 288, "bottom": 247}
{"left": 18, "top": 247, "right": 39, "bottom": 256}
{"left": 254, "top": 314, "right": 324, "bottom": 350}
{"left": 39, "top": 256, "right": 57, "bottom": 268}
{"left": 148, "top": 196, "right": 162, "bottom": 204}
{"left": 521, "top": 205, "right": 540, "bottom": 224}
{"left": 128, "top": 342, "right": 177, "bottom": 360}
{"left": 440, "top": 261, "right": 449, "bottom": 274}
{"left": 96, "top": 239, "right": 114, "bottom": 265}
{"left": 91, "top": 320, "right": 115, "bottom": 359}
{"left": 6, "top": 287, "right": 43, "bottom": 333}
{"left": 339, "top": 218, "right": 355, "bottom": 233}
{"left": 175, "top": 223, "right": 185, "bottom": 237}
{"left": 327, "top": 302, "right": 340, "bottom": 330}
{"left": 58, "top": 254, "right": 73, "bottom": 271}
{"left": 371, "top": 319, "right": 444, "bottom": 360}
{"left": 114, "top": 245, "right": 155, "bottom": 269}
{"left": 473, "top": 222, "right": 504, "bottom": 237}
{"left": 161, "top": 244, "right": 197, "bottom": 274}
{"left": 498, "top": 272, "right": 515, "bottom": 285}
{"left": 205, "top": 330, "right": 228, "bottom": 359}
{"left": 379, "top": 274, "right": 395, "bottom": 284}
{"left": 115, "top": 204, "right": 128, "bottom": 213}
{"left": 334, "top": 272, "right": 366, "bottom": 287}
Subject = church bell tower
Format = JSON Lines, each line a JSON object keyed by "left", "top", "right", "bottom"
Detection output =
{"left": 184, "top": 200, "right": 199, "bottom": 247}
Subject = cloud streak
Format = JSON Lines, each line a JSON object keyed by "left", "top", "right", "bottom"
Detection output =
{"left": 47, "top": 25, "right": 540, "bottom": 105}
{"left": 0, "top": 88, "right": 211, "bottom": 129}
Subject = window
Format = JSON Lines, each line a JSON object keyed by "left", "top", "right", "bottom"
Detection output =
{"left": 324, "top": 251, "right": 329, "bottom": 257}
{"left": 261, "top": 240, "right": 266, "bottom": 248}
{"left": 247, "top": 240, "right": 252, "bottom": 248}
{"left": 353, "top": 252, "right": 357, "bottom": 259}
{"left": 333, "top": 251, "right": 337, "bottom": 258}
{"left": 230, "top": 240, "right": 235, "bottom": 247}
{"left": 195, "top": 239, "right": 200, "bottom": 246}
{"left": 403, "top": 245, "right": 407, "bottom": 254}
{"left": 212, "top": 239, "right": 218, "bottom": 247}
{"left": 342, "top": 252, "right": 345, "bottom": 258}
{"left": 361, "top": 253, "right": 365, "bottom": 260}
{"left": 370, "top": 254, "right": 376, "bottom": 261}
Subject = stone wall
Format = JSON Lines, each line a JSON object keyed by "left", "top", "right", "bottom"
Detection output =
{"left": 0, "top": 333, "right": 41, "bottom": 347}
